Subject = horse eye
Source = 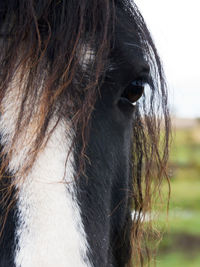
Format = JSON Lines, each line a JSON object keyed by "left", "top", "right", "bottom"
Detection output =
{"left": 120, "top": 80, "right": 145, "bottom": 105}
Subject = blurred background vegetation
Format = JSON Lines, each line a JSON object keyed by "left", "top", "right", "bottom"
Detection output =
{"left": 156, "top": 117, "right": 200, "bottom": 266}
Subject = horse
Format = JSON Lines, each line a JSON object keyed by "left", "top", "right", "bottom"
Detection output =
{"left": 0, "top": 1, "right": 170, "bottom": 266}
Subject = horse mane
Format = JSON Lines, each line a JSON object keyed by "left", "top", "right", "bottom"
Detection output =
{"left": 0, "top": 0, "right": 170, "bottom": 265}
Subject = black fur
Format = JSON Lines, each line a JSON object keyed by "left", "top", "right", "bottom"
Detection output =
{"left": 76, "top": 10, "right": 149, "bottom": 266}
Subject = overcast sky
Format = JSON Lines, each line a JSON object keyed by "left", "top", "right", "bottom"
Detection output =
{"left": 135, "top": 0, "right": 200, "bottom": 118}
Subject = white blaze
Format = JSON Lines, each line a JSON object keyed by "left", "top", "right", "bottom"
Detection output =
{"left": 0, "top": 85, "right": 92, "bottom": 267}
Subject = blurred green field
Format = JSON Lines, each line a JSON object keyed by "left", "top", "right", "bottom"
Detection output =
{"left": 157, "top": 120, "right": 200, "bottom": 266}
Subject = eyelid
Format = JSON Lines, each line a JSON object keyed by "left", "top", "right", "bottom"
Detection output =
{"left": 133, "top": 73, "right": 150, "bottom": 85}
{"left": 131, "top": 80, "right": 146, "bottom": 87}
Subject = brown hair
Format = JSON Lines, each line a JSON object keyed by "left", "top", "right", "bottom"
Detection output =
{"left": 0, "top": 1, "right": 170, "bottom": 265}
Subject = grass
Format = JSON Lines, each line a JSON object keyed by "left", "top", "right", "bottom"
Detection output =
{"left": 156, "top": 252, "right": 200, "bottom": 267}
{"left": 169, "top": 178, "right": 200, "bottom": 211}
{"left": 155, "top": 121, "right": 200, "bottom": 266}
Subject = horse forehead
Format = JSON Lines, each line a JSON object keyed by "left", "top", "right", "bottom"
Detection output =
{"left": 116, "top": 30, "right": 144, "bottom": 61}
